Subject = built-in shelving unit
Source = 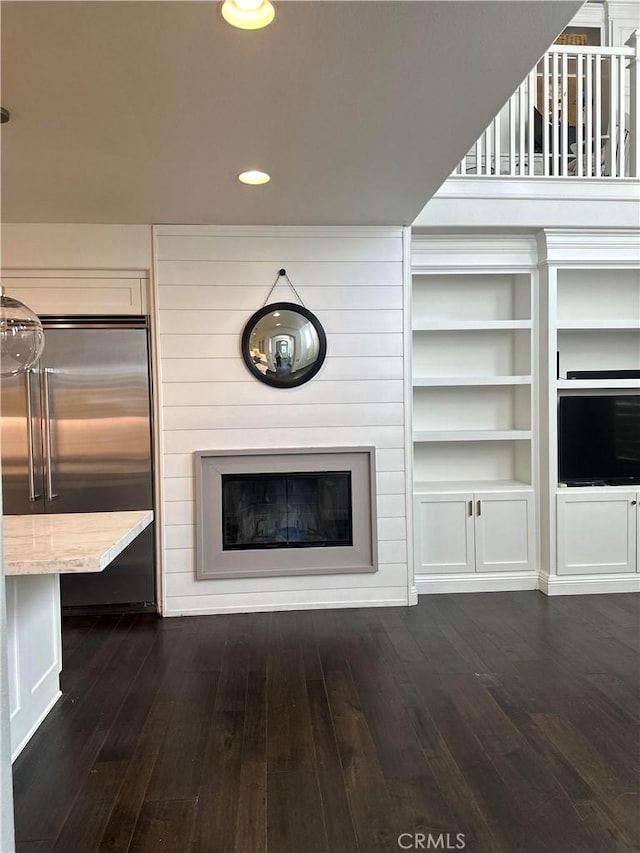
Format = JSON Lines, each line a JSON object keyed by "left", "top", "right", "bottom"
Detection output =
{"left": 411, "top": 230, "right": 640, "bottom": 597}
{"left": 555, "top": 268, "right": 640, "bottom": 381}
{"left": 412, "top": 271, "right": 535, "bottom": 488}
{"left": 540, "top": 243, "right": 640, "bottom": 595}
{"left": 410, "top": 249, "right": 537, "bottom": 590}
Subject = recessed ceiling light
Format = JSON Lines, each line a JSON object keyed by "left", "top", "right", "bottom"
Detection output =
{"left": 272, "top": 312, "right": 280, "bottom": 317}
{"left": 238, "top": 170, "right": 271, "bottom": 185}
{"left": 221, "top": 0, "right": 275, "bottom": 30}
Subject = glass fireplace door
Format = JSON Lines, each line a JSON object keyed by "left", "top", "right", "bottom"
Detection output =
{"left": 221, "top": 471, "right": 352, "bottom": 550}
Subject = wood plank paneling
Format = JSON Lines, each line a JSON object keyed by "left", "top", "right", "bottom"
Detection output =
{"left": 156, "top": 233, "right": 402, "bottom": 262}
{"left": 160, "top": 356, "right": 404, "bottom": 383}
{"left": 159, "top": 332, "right": 403, "bottom": 359}
{"left": 155, "top": 227, "right": 408, "bottom": 615}
{"left": 161, "top": 379, "right": 404, "bottom": 407}
{"left": 163, "top": 564, "right": 409, "bottom": 596}
{"left": 161, "top": 450, "right": 405, "bottom": 480}
{"left": 158, "top": 285, "right": 402, "bottom": 311}
{"left": 161, "top": 426, "right": 405, "bottom": 454}
{"left": 157, "top": 259, "right": 402, "bottom": 287}
{"left": 162, "top": 402, "right": 404, "bottom": 431}
{"left": 159, "top": 307, "right": 404, "bottom": 335}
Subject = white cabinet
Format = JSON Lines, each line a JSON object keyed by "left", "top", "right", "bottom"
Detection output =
{"left": 414, "top": 493, "right": 475, "bottom": 574}
{"left": 415, "top": 490, "right": 534, "bottom": 575}
{"left": 0, "top": 270, "right": 149, "bottom": 315}
{"left": 6, "top": 575, "right": 62, "bottom": 760}
{"left": 557, "top": 491, "right": 638, "bottom": 575}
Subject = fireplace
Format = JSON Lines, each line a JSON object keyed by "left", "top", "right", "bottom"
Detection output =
{"left": 195, "top": 448, "right": 377, "bottom": 579}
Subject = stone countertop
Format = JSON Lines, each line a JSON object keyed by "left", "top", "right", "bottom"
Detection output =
{"left": 3, "top": 510, "right": 153, "bottom": 576}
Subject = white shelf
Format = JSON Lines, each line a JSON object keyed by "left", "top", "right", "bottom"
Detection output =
{"left": 557, "top": 484, "right": 640, "bottom": 495}
{"left": 557, "top": 379, "right": 640, "bottom": 389}
{"left": 415, "top": 479, "right": 533, "bottom": 494}
{"left": 414, "top": 376, "right": 532, "bottom": 387}
{"left": 558, "top": 322, "right": 640, "bottom": 331}
{"left": 414, "top": 430, "right": 532, "bottom": 443}
{"left": 413, "top": 320, "right": 531, "bottom": 331}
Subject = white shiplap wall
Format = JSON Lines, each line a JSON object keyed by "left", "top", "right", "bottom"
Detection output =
{"left": 154, "top": 225, "right": 410, "bottom": 615}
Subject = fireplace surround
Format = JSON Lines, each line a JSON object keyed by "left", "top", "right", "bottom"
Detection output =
{"left": 195, "top": 447, "right": 377, "bottom": 579}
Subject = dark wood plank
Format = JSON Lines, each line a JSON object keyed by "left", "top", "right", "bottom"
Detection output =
{"left": 189, "top": 615, "right": 252, "bottom": 853}
{"left": 531, "top": 712, "right": 640, "bottom": 850}
{"left": 233, "top": 670, "right": 267, "bottom": 853}
{"left": 266, "top": 614, "right": 317, "bottom": 773}
{"left": 321, "top": 655, "right": 397, "bottom": 852}
{"left": 266, "top": 770, "right": 329, "bottom": 853}
{"left": 15, "top": 841, "right": 55, "bottom": 853}
{"left": 97, "top": 699, "right": 177, "bottom": 853}
{"left": 51, "top": 761, "right": 126, "bottom": 853}
{"left": 11, "top": 595, "right": 640, "bottom": 853}
{"left": 128, "top": 799, "right": 196, "bottom": 853}
{"left": 306, "top": 679, "right": 359, "bottom": 853}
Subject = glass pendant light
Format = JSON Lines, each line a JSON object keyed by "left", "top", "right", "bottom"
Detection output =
{"left": 0, "top": 286, "right": 45, "bottom": 377}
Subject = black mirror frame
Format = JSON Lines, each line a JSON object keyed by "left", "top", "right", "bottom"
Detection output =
{"left": 241, "top": 302, "right": 327, "bottom": 389}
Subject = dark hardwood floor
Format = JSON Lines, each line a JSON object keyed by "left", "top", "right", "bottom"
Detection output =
{"left": 12, "top": 592, "right": 640, "bottom": 853}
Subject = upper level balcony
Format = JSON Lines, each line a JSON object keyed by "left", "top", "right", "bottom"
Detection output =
{"left": 453, "top": 32, "right": 639, "bottom": 181}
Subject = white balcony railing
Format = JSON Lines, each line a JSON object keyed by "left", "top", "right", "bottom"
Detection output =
{"left": 454, "top": 32, "right": 639, "bottom": 179}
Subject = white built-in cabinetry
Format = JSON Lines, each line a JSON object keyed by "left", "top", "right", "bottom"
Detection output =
{"left": 0, "top": 269, "right": 149, "bottom": 315}
{"left": 411, "top": 230, "right": 640, "bottom": 596}
{"left": 411, "top": 237, "right": 538, "bottom": 593}
{"left": 414, "top": 488, "right": 534, "bottom": 574}
{"left": 540, "top": 230, "right": 640, "bottom": 595}
{"left": 557, "top": 490, "right": 638, "bottom": 575}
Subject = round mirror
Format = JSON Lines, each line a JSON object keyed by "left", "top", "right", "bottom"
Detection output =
{"left": 241, "top": 302, "right": 327, "bottom": 388}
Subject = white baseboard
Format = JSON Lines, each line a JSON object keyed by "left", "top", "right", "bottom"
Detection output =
{"left": 416, "top": 571, "right": 539, "bottom": 595}
{"left": 163, "top": 595, "right": 412, "bottom": 617}
{"left": 539, "top": 572, "right": 640, "bottom": 596}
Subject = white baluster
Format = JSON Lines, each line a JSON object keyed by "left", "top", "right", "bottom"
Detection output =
{"left": 509, "top": 92, "right": 517, "bottom": 176}
{"left": 518, "top": 78, "right": 526, "bottom": 175}
{"left": 494, "top": 105, "right": 501, "bottom": 175}
{"left": 626, "top": 30, "right": 639, "bottom": 178}
{"left": 595, "top": 54, "right": 602, "bottom": 177}
{"left": 576, "top": 53, "right": 584, "bottom": 177}
{"left": 543, "top": 53, "right": 550, "bottom": 176}
{"left": 609, "top": 53, "right": 618, "bottom": 177}
{"left": 527, "top": 71, "right": 535, "bottom": 175}
{"left": 586, "top": 53, "right": 593, "bottom": 176}
{"left": 552, "top": 52, "right": 559, "bottom": 175}
{"left": 618, "top": 54, "right": 626, "bottom": 177}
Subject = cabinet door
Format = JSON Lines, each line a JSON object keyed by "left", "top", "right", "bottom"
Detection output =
{"left": 557, "top": 492, "right": 637, "bottom": 575}
{"left": 2, "top": 274, "right": 147, "bottom": 315}
{"left": 414, "top": 493, "right": 475, "bottom": 574}
{"left": 475, "top": 491, "right": 534, "bottom": 573}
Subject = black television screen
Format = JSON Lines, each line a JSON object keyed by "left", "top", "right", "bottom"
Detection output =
{"left": 558, "top": 395, "right": 640, "bottom": 485}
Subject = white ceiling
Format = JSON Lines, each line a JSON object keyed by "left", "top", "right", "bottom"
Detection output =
{"left": 0, "top": 1, "right": 582, "bottom": 226}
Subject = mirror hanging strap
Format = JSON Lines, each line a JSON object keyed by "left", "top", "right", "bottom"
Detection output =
{"left": 262, "top": 268, "right": 306, "bottom": 308}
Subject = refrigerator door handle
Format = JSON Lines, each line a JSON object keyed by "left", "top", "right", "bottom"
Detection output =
{"left": 25, "top": 369, "right": 42, "bottom": 501}
{"left": 41, "top": 368, "right": 59, "bottom": 501}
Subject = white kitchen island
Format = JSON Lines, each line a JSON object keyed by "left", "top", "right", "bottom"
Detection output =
{"left": 3, "top": 510, "right": 153, "bottom": 760}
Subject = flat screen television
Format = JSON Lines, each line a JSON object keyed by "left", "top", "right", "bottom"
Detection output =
{"left": 558, "top": 395, "right": 640, "bottom": 485}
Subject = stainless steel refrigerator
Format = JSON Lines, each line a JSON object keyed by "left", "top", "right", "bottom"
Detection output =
{"left": 1, "top": 316, "right": 156, "bottom": 612}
